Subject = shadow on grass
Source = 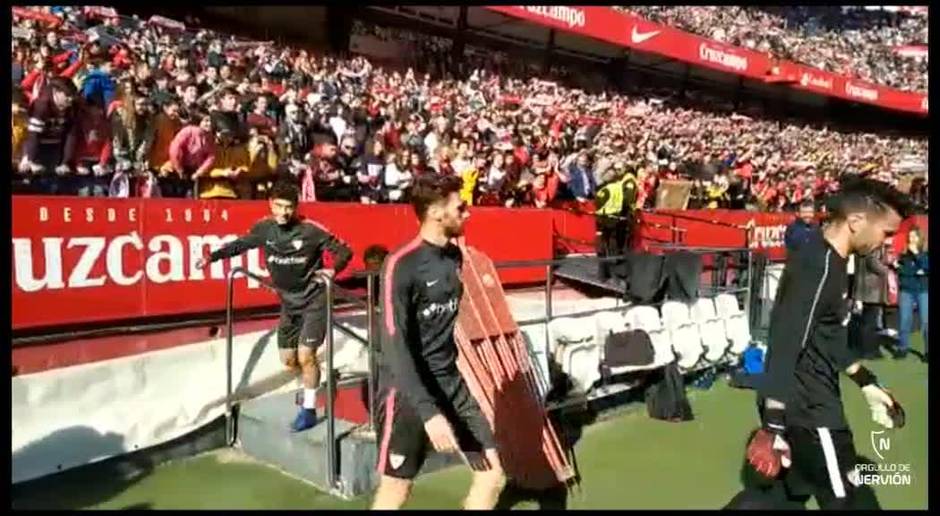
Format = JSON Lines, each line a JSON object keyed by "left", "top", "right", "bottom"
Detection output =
{"left": 12, "top": 426, "right": 149, "bottom": 510}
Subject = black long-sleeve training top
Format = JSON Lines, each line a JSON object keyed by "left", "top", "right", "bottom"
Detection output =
{"left": 759, "top": 236, "right": 855, "bottom": 430}
{"left": 208, "top": 216, "right": 352, "bottom": 313}
{"left": 379, "top": 237, "right": 466, "bottom": 423}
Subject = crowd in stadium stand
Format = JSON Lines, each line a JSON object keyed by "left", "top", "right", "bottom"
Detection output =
{"left": 621, "top": 6, "right": 928, "bottom": 93}
{"left": 10, "top": 6, "right": 928, "bottom": 213}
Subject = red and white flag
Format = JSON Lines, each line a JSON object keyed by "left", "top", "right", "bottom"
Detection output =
{"left": 148, "top": 15, "right": 186, "bottom": 32}
{"left": 893, "top": 45, "right": 928, "bottom": 61}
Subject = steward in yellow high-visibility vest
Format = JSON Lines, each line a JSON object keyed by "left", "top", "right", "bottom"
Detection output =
{"left": 594, "top": 164, "right": 639, "bottom": 281}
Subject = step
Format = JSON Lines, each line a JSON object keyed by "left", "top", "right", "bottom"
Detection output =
{"left": 236, "top": 391, "right": 462, "bottom": 499}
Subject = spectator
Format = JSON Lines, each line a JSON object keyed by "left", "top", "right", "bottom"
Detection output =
{"left": 246, "top": 94, "right": 276, "bottom": 137}
{"left": 197, "top": 115, "right": 249, "bottom": 199}
{"left": 384, "top": 149, "right": 413, "bottom": 203}
{"left": 80, "top": 58, "right": 116, "bottom": 108}
{"left": 566, "top": 152, "right": 597, "bottom": 202}
{"left": 168, "top": 111, "right": 216, "bottom": 198}
{"left": 111, "top": 89, "right": 153, "bottom": 187}
{"left": 626, "top": 6, "right": 927, "bottom": 92}
{"left": 531, "top": 163, "right": 560, "bottom": 209}
{"left": 892, "top": 226, "right": 928, "bottom": 361}
{"left": 65, "top": 98, "right": 112, "bottom": 196}
{"left": 358, "top": 137, "right": 385, "bottom": 204}
{"left": 20, "top": 77, "right": 77, "bottom": 194}
{"left": 178, "top": 81, "right": 201, "bottom": 122}
{"left": 7, "top": 9, "right": 929, "bottom": 205}
{"left": 333, "top": 135, "right": 363, "bottom": 201}
{"left": 245, "top": 127, "right": 279, "bottom": 199}
{"left": 784, "top": 201, "right": 822, "bottom": 253}
{"left": 459, "top": 154, "right": 483, "bottom": 205}
{"left": 277, "top": 102, "right": 312, "bottom": 174}
{"left": 12, "top": 89, "right": 28, "bottom": 172}
{"left": 145, "top": 96, "right": 183, "bottom": 175}
{"left": 850, "top": 245, "right": 890, "bottom": 359}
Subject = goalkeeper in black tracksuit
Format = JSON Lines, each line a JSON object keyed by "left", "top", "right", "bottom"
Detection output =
{"left": 197, "top": 181, "right": 352, "bottom": 433}
{"left": 731, "top": 178, "right": 912, "bottom": 510}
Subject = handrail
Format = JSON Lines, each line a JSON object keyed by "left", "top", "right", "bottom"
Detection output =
{"left": 322, "top": 276, "right": 339, "bottom": 493}
{"left": 222, "top": 248, "right": 755, "bottom": 495}
{"left": 224, "top": 266, "right": 340, "bottom": 492}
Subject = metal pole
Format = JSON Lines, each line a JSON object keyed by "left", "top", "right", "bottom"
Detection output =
{"left": 745, "top": 250, "right": 754, "bottom": 336}
{"left": 366, "top": 273, "right": 376, "bottom": 433}
{"left": 542, "top": 264, "right": 553, "bottom": 400}
{"left": 225, "top": 266, "right": 244, "bottom": 447}
{"left": 324, "top": 276, "right": 338, "bottom": 491}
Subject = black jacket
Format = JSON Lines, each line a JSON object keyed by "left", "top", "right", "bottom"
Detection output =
{"left": 621, "top": 252, "right": 666, "bottom": 304}
{"left": 663, "top": 251, "right": 702, "bottom": 303}
{"left": 760, "top": 237, "right": 853, "bottom": 430}
{"left": 208, "top": 216, "right": 352, "bottom": 313}
{"left": 378, "top": 238, "right": 467, "bottom": 422}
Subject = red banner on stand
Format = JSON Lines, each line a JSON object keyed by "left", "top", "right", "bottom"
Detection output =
{"left": 11, "top": 198, "right": 553, "bottom": 330}
{"left": 484, "top": 5, "right": 927, "bottom": 115}
{"left": 11, "top": 197, "right": 926, "bottom": 330}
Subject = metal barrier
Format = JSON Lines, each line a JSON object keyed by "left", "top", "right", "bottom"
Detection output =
{"left": 223, "top": 266, "right": 341, "bottom": 492}
{"left": 223, "top": 248, "right": 755, "bottom": 492}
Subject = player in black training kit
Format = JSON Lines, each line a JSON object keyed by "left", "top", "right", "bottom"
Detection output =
{"left": 196, "top": 182, "right": 352, "bottom": 433}
{"left": 371, "top": 175, "right": 506, "bottom": 510}
{"left": 732, "top": 178, "right": 911, "bottom": 510}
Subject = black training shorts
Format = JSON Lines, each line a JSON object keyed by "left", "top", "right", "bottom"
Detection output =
{"left": 784, "top": 426, "right": 861, "bottom": 509}
{"left": 277, "top": 294, "right": 328, "bottom": 350}
{"left": 375, "top": 380, "right": 497, "bottom": 480}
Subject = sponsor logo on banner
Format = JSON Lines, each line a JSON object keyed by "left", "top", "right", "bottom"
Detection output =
{"left": 748, "top": 224, "right": 788, "bottom": 250}
{"left": 845, "top": 82, "right": 880, "bottom": 102}
{"left": 698, "top": 43, "right": 748, "bottom": 72}
{"left": 11, "top": 204, "right": 269, "bottom": 294}
{"left": 800, "top": 72, "right": 834, "bottom": 91}
{"left": 630, "top": 26, "right": 661, "bottom": 44}
{"left": 921, "top": 97, "right": 928, "bottom": 111}
{"left": 523, "top": 5, "right": 586, "bottom": 28}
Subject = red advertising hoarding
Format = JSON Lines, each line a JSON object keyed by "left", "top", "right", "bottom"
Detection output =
{"left": 12, "top": 197, "right": 926, "bottom": 330}
{"left": 11, "top": 197, "right": 553, "bottom": 330}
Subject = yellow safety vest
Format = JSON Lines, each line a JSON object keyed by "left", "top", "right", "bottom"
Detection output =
{"left": 597, "top": 174, "right": 637, "bottom": 216}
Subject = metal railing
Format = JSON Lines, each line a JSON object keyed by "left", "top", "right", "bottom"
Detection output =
{"left": 224, "top": 266, "right": 341, "bottom": 492}
{"left": 222, "top": 247, "right": 756, "bottom": 492}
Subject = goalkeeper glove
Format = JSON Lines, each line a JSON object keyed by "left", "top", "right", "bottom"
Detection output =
{"left": 850, "top": 367, "right": 905, "bottom": 429}
{"left": 746, "top": 406, "right": 792, "bottom": 478}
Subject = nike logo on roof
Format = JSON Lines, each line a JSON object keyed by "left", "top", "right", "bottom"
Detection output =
{"left": 631, "top": 27, "right": 661, "bottom": 44}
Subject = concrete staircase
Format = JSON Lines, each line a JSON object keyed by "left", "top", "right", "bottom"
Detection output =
{"left": 235, "top": 379, "right": 461, "bottom": 499}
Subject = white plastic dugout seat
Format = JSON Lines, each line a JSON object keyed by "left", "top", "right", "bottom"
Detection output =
{"left": 624, "top": 305, "right": 675, "bottom": 367}
{"left": 661, "top": 300, "right": 704, "bottom": 370}
{"left": 548, "top": 317, "right": 601, "bottom": 394}
{"left": 691, "top": 297, "right": 729, "bottom": 363}
{"left": 715, "top": 293, "right": 751, "bottom": 356}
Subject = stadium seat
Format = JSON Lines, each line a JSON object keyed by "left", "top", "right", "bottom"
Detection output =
{"left": 557, "top": 339, "right": 601, "bottom": 394}
{"left": 624, "top": 305, "right": 675, "bottom": 367}
{"left": 715, "top": 293, "right": 751, "bottom": 356}
{"left": 519, "top": 331, "right": 552, "bottom": 400}
{"left": 690, "top": 297, "right": 729, "bottom": 363}
{"left": 548, "top": 317, "right": 600, "bottom": 394}
{"left": 660, "top": 300, "right": 704, "bottom": 370}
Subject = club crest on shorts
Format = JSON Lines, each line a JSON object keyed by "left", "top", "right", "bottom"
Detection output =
{"left": 292, "top": 239, "right": 303, "bottom": 250}
{"left": 389, "top": 453, "right": 406, "bottom": 470}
